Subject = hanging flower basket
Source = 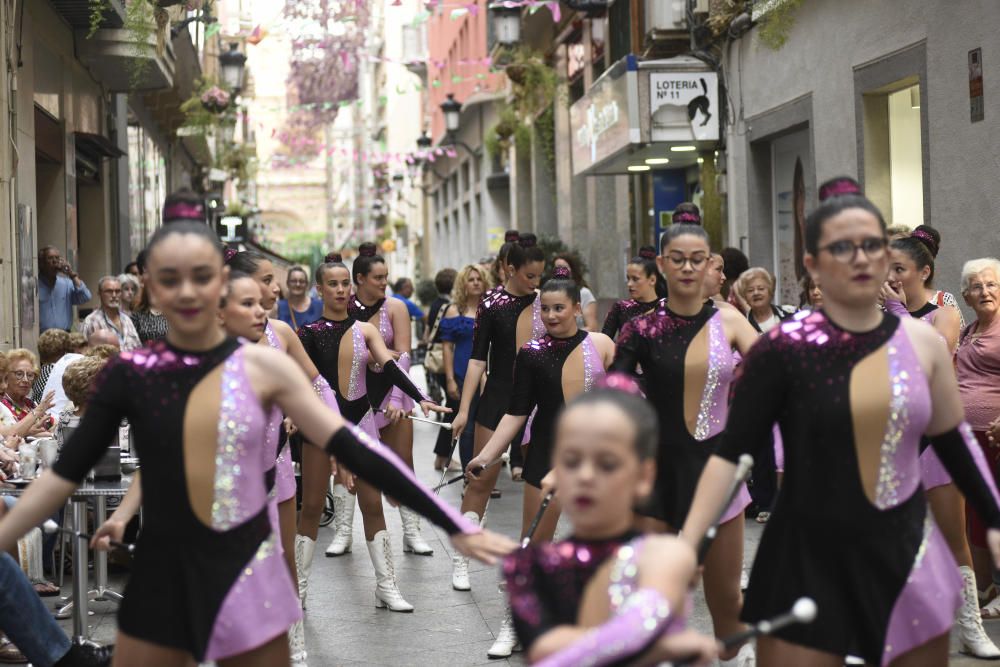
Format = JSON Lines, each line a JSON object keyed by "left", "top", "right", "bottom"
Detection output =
{"left": 201, "top": 86, "right": 231, "bottom": 113}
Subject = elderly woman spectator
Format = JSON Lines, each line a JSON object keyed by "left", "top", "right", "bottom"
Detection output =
{"left": 117, "top": 272, "right": 140, "bottom": 314}
{"left": 798, "top": 274, "right": 823, "bottom": 310}
{"left": 955, "top": 257, "right": 1000, "bottom": 616}
{"left": 738, "top": 267, "right": 795, "bottom": 333}
{"left": 0, "top": 350, "right": 54, "bottom": 442}
{"left": 67, "top": 332, "right": 87, "bottom": 355}
{"left": 55, "top": 356, "right": 108, "bottom": 452}
{"left": 31, "top": 329, "right": 70, "bottom": 403}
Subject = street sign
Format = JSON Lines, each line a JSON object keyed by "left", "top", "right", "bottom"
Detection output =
{"left": 969, "top": 48, "right": 984, "bottom": 123}
{"left": 649, "top": 71, "right": 719, "bottom": 142}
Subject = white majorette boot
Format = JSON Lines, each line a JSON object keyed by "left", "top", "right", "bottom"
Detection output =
{"left": 958, "top": 565, "right": 1000, "bottom": 658}
{"left": 368, "top": 530, "right": 414, "bottom": 612}
{"left": 294, "top": 535, "right": 316, "bottom": 609}
{"left": 719, "top": 642, "right": 755, "bottom": 667}
{"left": 288, "top": 619, "right": 307, "bottom": 667}
{"left": 400, "top": 506, "right": 433, "bottom": 555}
{"left": 486, "top": 610, "right": 521, "bottom": 658}
{"left": 325, "top": 483, "right": 355, "bottom": 556}
{"left": 451, "top": 511, "right": 479, "bottom": 591}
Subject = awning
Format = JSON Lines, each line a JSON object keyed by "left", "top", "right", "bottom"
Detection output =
{"left": 569, "top": 55, "right": 720, "bottom": 176}
{"left": 74, "top": 132, "right": 126, "bottom": 159}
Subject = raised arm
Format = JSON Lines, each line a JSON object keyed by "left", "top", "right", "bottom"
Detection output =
{"left": 361, "top": 322, "right": 444, "bottom": 415}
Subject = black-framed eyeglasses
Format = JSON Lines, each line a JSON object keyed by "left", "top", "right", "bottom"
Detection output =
{"left": 817, "top": 237, "right": 887, "bottom": 264}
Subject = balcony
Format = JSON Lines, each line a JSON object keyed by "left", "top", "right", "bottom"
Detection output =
{"left": 51, "top": 0, "right": 125, "bottom": 30}
{"left": 76, "top": 26, "right": 176, "bottom": 92}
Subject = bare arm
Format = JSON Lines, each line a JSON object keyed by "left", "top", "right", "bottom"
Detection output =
{"left": 934, "top": 306, "right": 961, "bottom": 354}
{"left": 0, "top": 472, "right": 78, "bottom": 552}
{"left": 583, "top": 302, "right": 599, "bottom": 332}
{"left": 722, "top": 307, "right": 761, "bottom": 356}
{"left": 388, "top": 298, "right": 411, "bottom": 354}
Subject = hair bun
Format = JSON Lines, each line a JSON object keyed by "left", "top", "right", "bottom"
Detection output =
{"left": 910, "top": 228, "right": 940, "bottom": 257}
{"left": 672, "top": 211, "right": 701, "bottom": 225}
{"left": 504, "top": 230, "right": 520, "bottom": 243}
{"left": 597, "top": 372, "right": 645, "bottom": 398}
{"left": 358, "top": 242, "right": 377, "bottom": 258}
{"left": 551, "top": 266, "right": 572, "bottom": 280}
{"left": 818, "top": 176, "right": 862, "bottom": 202}
{"left": 223, "top": 246, "right": 239, "bottom": 264}
{"left": 638, "top": 246, "right": 657, "bottom": 260}
{"left": 325, "top": 252, "right": 343, "bottom": 263}
{"left": 518, "top": 233, "right": 537, "bottom": 249}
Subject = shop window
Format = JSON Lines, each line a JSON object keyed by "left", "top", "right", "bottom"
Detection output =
{"left": 127, "top": 124, "right": 167, "bottom": 259}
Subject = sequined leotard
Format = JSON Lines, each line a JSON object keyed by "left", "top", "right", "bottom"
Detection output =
{"left": 716, "top": 310, "right": 1000, "bottom": 664}
{"left": 906, "top": 303, "right": 954, "bottom": 490}
{"left": 504, "top": 531, "right": 640, "bottom": 651}
{"left": 263, "top": 323, "right": 297, "bottom": 503}
{"left": 508, "top": 331, "right": 606, "bottom": 487}
{"left": 611, "top": 302, "right": 750, "bottom": 527}
{"left": 52, "top": 338, "right": 474, "bottom": 660}
{"left": 471, "top": 289, "right": 544, "bottom": 430}
{"left": 601, "top": 298, "right": 660, "bottom": 340}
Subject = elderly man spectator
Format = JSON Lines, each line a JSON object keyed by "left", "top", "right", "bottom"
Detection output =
{"left": 80, "top": 276, "right": 140, "bottom": 351}
{"left": 37, "top": 246, "right": 91, "bottom": 333}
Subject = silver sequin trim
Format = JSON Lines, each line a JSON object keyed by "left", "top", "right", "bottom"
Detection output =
{"left": 694, "top": 312, "right": 725, "bottom": 442}
{"left": 875, "top": 344, "right": 909, "bottom": 509}
{"left": 348, "top": 323, "right": 365, "bottom": 400}
{"left": 213, "top": 353, "right": 252, "bottom": 529}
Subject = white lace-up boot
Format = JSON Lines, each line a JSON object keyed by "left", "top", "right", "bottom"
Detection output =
{"left": 367, "top": 530, "right": 414, "bottom": 612}
{"left": 486, "top": 610, "right": 521, "bottom": 658}
{"left": 293, "top": 535, "right": 316, "bottom": 608}
{"left": 288, "top": 619, "right": 307, "bottom": 667}
{"left": 325, "top": 483, "right": 354, "bottom": 556}
{"left": 958, "top": 565, "right": 1000, "bottom": 658}
{"left": 719, "top": 642, "right": 755, "bottom": 666}
{"left": 400, "top": 506, "right": 433, "bottom": 555}
{"left": 451, "top": 511, "right": 479, "bottom": 591}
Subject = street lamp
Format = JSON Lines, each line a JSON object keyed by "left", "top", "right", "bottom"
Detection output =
{"left": 219, "top": 42, "right": 247, "bottom": 93}
{"left": 489, "top": 3, "right": 521, "bottom": 46}
{"left": 416, "top": 131, "right": 433, "bottom": 153}
{"left": 440, "top": 94, "right": 462, "bottom": 134}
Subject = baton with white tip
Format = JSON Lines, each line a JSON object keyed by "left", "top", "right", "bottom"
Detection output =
{"left": 674, "top": 598, "right": 817, "bottom": 665}
{"left": 697, "top": 454, "right": 754, "bottom": 564}
{"left": 433, "top": 452, "right": 509, "bottom": 491}
{"left": 521, "top": 491, "right": 554, "bottom": 548}
{"left": 385, "top": 411, "right": 453, "bottom": 429}
{"left": 42, "top": 519, "right": 136, "bottom": 554}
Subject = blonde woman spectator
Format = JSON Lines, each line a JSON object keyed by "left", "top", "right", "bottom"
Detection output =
{"left": 738, "top": 267, "right": 795, "bottom": 333}
{"left": 67, "top": 332, "right": 87, "bottom": 354}
{"left": 31, "top": 329, "right": 70, "bottom": 403}
{"left": 56, "top": 357, "right": 107, "bottom": 451}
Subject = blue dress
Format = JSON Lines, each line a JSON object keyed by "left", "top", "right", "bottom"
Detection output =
{"left": 439, "top": 315, "right": 474, "bottom": 383}
{"left": 276, "top": 298, "right": 323, "bottom": 330}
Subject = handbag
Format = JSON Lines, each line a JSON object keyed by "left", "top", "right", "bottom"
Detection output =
{"left": 423, "top": 302, "right": 449, "bottom": 374}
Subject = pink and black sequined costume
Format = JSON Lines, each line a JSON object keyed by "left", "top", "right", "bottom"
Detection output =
{"left": 717, "top": 310, "right": 1000, "bottom": 664}
{"left": 263, "top": 322, "right": 297, "bottom": 504}
{"left": 600, "top": 298, "right": 660, "bottom": 340}
{"left": 470, "top": 289, "right": 543, "bottom": 430}
{"left": 611, "top": 302, "right": 750, "bottom": 527}
{"left": 508, "top": 331, "right": 605, "bottom": 487}
{"left": 51, "top": 338, "right": 475, "bottom": 661}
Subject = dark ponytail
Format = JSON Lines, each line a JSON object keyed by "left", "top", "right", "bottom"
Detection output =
{"left": 629, "top": 245, "right": 667, "bottom": 299}
{"left": 353, "top": 242, "right": 386, "bottom": 284}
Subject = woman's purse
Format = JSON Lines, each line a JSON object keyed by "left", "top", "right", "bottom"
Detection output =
{"left": 423, "top": 303, "right": 449, "bottom": 374}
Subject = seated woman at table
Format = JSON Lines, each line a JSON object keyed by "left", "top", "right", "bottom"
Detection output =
{"left": 0, "top": 351, "right": 54, "bottom": 443}
{"left": 0, "top": 221, "right": 515, "bottom": 667}
{"left": 55, "top": 357, "right": 108, "bottom": 452}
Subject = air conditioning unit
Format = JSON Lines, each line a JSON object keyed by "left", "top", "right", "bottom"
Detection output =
{"left": 645, "top": 0, "right": 687, "bottom": 30}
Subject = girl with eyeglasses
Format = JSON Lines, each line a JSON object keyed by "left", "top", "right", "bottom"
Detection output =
{"left": 683, "top": 194, "right": 1000, "bottom": 666}
{"left": 609, "top": 223, "right": 760, "bottom": 663}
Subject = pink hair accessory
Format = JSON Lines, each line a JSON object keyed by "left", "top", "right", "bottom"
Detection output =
{"left": 818, "top": 179, "right": 862, "bottom": 201}
{"left": 223, "top": 247, "right": 239, "bottom": 264}
{"left": 672, "top": 211, "right": 701, "bottom": 224}
{"left": 551, "top": 266, "right": 572, "bottom": 280}
{"left": 597, "top": 372, "right": 644, "bottom": 398}
{"left": 162, "top": 202, "right": 205, "bottom": 222}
